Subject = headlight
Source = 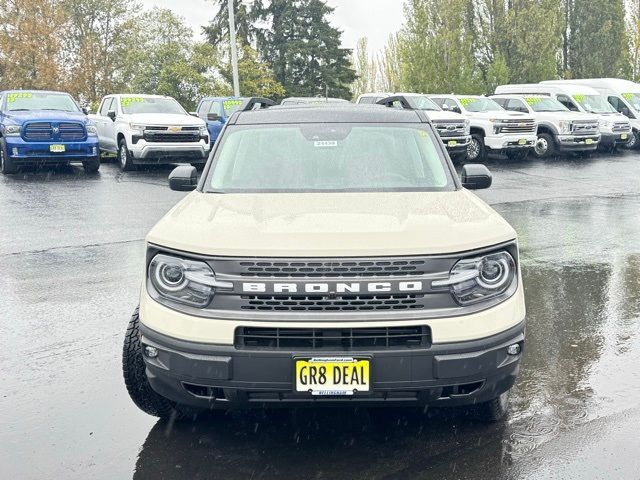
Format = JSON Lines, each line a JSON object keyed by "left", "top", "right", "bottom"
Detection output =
{"left": 148, "top": 253, "right": 231, "bottom": 308}
{"left": 432, "top": 251, "right": 517, "bottom": 305}
{"left": 129, "top": 123, "right": 146, "bottom": 135}
{"left": 558, "top": 121, "right": 571, "bottom": 134}
{"left": 199, "top": 125, "right": 208, "bottom": 135}
{"left": 3, "top": 125, "right": 21, "bottom": 136}
{"left": 464, "top": 119, "right": 470, "bottom": 135}
{"left": 86, "top": 125, "right": 98, "bottom": 136}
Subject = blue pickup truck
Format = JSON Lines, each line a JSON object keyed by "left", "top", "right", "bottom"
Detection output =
{"left": 194, "top": 96, "right": 246, "bottom": 147}
{"left": 0, "top": 90, "right": 100, "bottom": 174}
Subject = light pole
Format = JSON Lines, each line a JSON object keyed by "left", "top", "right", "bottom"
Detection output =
{"left": 227, "top": 0, "right": 240, "bottom": 97}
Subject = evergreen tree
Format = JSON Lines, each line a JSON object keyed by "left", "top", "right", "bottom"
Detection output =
{"left": 260, "top": 0, "right": 356, "bottom": 99}
{"left": 202, "top": 0, "right": 263, "bottom": 47}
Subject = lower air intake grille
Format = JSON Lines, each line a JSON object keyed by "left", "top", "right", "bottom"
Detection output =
{"left": 235, "top": 326, "right": 431, "bottom": 350}
{"left": 240, "top": 294, "right": 425, "bottom": 311}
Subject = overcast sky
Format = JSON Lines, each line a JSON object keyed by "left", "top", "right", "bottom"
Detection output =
{"left": 141, "top": 0, "right": 404, "bottom": 55}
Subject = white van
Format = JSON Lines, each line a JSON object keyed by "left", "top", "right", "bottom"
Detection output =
{"left": 532, "top": 81, "right": 632, "bottom": 149}
{"left": 491, "top": 90, "right": 600, "bottom": 158}
{"left": 543, "top": 78, "right": 640, "bottom": 148}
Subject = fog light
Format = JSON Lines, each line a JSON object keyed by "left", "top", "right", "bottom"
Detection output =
{"left": 12, "top": 147, "right": 18, "bottom": 156}
{"left": 144, "top": 346, "right": 159, "bottom": 358}
{"left": 507, "top": 343, "right": 521, "bottom": 356}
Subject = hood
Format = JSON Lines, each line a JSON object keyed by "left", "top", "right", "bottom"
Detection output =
{"left": 4, "top": 110, "right": 88, "bottom": 125}
{"left": 542, "top": 111, "right": 598, "bottom": 122}
{"left": 466, "top": 111, "right": 534, "bottom": 122}
{"left": 147, "top": 190, "right": 516, "bottom": 257}
{"left": 427, "top": 111, "right": 465, "bottom": 121}
{"left": 124, "top": 113, "right": 205, "bottom": 127}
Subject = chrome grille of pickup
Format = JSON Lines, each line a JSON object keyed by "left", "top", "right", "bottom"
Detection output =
{"left": 59, "top": 122, "right": 85, "bottom": 140}
{"left": 23, "top": 122, "right": 54, "bottom": 141}
{"left": 571, "top": 121, "right": 598, "bottom": 134}
{"left": 143, "top": 132, "right": 200, "bottom": 143}
{"left": 237, "top": 259, "right": 427, "bottom": 278}
{"left": 613, "top": 122, "right": 631, "bottom": 132}
{"left": 235, "top": 326, "right": 432, "bottom": 350}
{"left": 496, "top": 120, "right": 536, "bottom": 134}
{"left": 240, "top": 294, "right": 425, "bottom": 311}
{"left": 432, "top": 120, "right": 466, "bottom": 137}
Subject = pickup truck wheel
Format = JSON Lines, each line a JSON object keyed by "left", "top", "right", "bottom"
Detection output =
{"left": 625, "top": 130, "right": 639, "bottom": 150}
{"left": 0, "top": 139, "right": 18, "bottom": 174}
{"left": 466, "top": 391, "right": 510, "bottom": 422}
{"left": 118, "top": 139, "right": 135, "bottom": 171}
{"left": 467, "top": 134, "right": 486, "bottom": 162}
{"left": 533, "top": 133, "right": 556, "bottom": 158}
{"left": 82, "top": 157, "right": 100, "bottom": 173}
{"left": 123, "top": 308, "right": 185, "bottom": 419}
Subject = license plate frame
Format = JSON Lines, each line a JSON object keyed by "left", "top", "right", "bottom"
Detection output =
{"left": 294, "top": 357, "right": 371, "bottom": 396}
{"left": 518, "top": 138, "right": 527, "bottom": 145}
{"left": 447, "top": 140, "right": 458, "bottom": 147}
{"left": 49, "top": 144, "right": 65, "bottom": 153}
{"left": 621, "top": 133, "right": 628, "bottom": 140}
{"left": 585, "top": 138, "right": 593, "bottom": 145}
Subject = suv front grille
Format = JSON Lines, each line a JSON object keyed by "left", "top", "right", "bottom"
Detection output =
{"left": 23, "top": 122, "right": 53, "bottom": 141}
{"left": 496, "top": 120, "right": 536, "bottom": 134}
{"left": 59, "top": 122, "right": 85, "bottom": 140}
{"left": 240, "top": 294, "right": 425, "bottom": 311}
{"left": 432, "top": 121, "right": 466, "bottom": 137}
{"left": 237, "top": 259, "right": 427, "bottom": 278}
{"left": 571, "top": 121, "right": 598, "bottom": 134}
{"left": 143, "top": 132, "right": 200, "bottom": 143}
{"left": 234, "top": 326, "right": 432, "bottom": 350}
{"left": 22, "top": 122, "right": 85, "bottom": 141}
{"left": 613, "top": 122, "right": 631, "bottom": 132}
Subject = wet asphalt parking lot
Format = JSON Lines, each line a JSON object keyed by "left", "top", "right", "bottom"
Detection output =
{"left": 2, "top": 151, "right": 640, "bottom": 480}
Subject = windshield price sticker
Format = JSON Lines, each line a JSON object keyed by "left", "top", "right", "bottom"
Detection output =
{"left": 7, "top": 92, "right": 33, "bottom": 103}
{"left": 121, "top": 97, "right": 145, "bottom": 107}
{"left": 223, "top": 99, "right": 243, "bottom": 109}
{"left": 314, "top": 140, "right": 338, "bottom": 148}
{"left": 525, "top": 97, "right": 541, "bottom": 105}
{"left": 459, "top": 98, "right": 475, "bottom": 107}
{"left": 623, "top": 93, "right": 635, "bottom": 101}
{"left": 573, "top": 94, "right": 585, "bottom": 103}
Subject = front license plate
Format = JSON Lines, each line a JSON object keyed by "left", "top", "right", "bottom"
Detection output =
{"left": 518, "top": 139, "right": 527, "bottom": 145}
{"left": 621, "top": 133, "right": 628, "bottom": 140}
{"left": 585, "top": 138, "right": 593, "bottom": 145}
{"left": 50, "top": 144, "right": 65, "bottom": 153}
{"left": 295, "top": 357, "right": 370, "bottom": 395}
{"left": 447, "top": 140, "right": 458, "bottom": 147}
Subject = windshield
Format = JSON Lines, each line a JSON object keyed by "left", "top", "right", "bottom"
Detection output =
{"left": 5, "top": 92, "right": 80, "bottom": 112}
{"left": 458, "top": 97, "right": 503, "bottom": 112}
{"left": 525, "top": 96, "right": 568, "bottom": 112}
{"left": 410, "top": 95, "right": 441, "bottom": 111}
{"left": 573, "top": 94, "right": 616, "bottom": 114}
{"left": 120, "top": 96, "right": 186, "bottom": 115}
{"left": 206, "top": 124, "right": 453, "bottom": 193}
{"left": 622, "top": 93, "right": 640, "bottom": 111}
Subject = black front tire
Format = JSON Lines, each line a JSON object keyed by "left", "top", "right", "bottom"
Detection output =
{"left": 467, "top": 391, "right": 510, "bottom": 422}
{"left": 0, "top": 139, "right": 18, "bottom": 174}
{"left": 624, "top": 130, "right": 639, "bottom": 150}
{"left": 118, "top": 139, "right": 135, "bottom": 171}
{"left": 82, "top": 157, "right": 100, "bottom": 173}
{"left": 123, "top": 308, "right": 183, "bottom": 419}
{"left": 467, "top": 134, "right": 487, "bottom": 162}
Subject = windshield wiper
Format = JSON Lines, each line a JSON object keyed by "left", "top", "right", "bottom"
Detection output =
{"left": 9, "top": 108, "right": 30, "bottom": 111}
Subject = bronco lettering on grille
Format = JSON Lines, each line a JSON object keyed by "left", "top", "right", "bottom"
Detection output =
{"left": 242, "top": 281, "right": 424, "bottom": 294}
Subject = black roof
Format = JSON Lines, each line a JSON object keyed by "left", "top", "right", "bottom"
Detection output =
{"left": 232, "top": 105, "right": 425, "bottom": 125}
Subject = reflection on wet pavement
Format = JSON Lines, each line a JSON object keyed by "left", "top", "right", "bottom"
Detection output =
{"left": 1, "top": 157, "right": 640, "bottom": 479}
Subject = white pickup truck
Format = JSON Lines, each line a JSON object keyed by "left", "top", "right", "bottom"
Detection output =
{"left": 89, "top": 94, "right": 210, "bottom": 171}
{"left": 429, "top": 95, "right": 537, "bottom": 162}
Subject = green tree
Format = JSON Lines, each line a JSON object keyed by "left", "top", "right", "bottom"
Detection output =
{"left": 568, "top": 0, "right": 630, "bottom": 78}
{"left": 377, "top": 34, "right": 403, "bottom": 92}
{"left": 202, "top": 0, "right": 263, "bottom": 47}
{"left": 219, "top": 44, "right": 285, "bottom": 98}
{"left": 352, "top": 37, "right": 372, "bottom": 98}
{"left": 260, "top": 0, "right": 356, "bottom": 98}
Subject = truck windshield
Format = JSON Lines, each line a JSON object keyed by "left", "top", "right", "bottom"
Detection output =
{"left": 458, "top": 97, "right": 502, "bottom": 112}
{"left": 120, "top": 97, "right": 186, "bottom": 115}
{"left": 206, "top": 124, "right": 454, "bottom": 193}
{"left": 573, "top": 94, "right": 616, "bottom": 114}
{"left": 622, "top": 93, "right": 640, "bottom": 111}
{"left": 5, "top": 92, "right": 80, "bottom": 112}
{"left": 525, "top": 97, "right": 568, "bottom": 112}
{"left": 411, "top": 96, "right": 441, "bottom": 111}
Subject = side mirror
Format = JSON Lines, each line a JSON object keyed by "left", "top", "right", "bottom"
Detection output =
{"left": 207, "top": 113, "right": 221, "bottom": 122}
{"left": 169, "top": 165, "right": 198, "bottom": 191}
{"left": 461, "top": 164, "right": 492, "bottom": 190}
{"left": 107, "top": 110, "right": 117, "bottom": 121}
{"left": 189, "top": 111, "right": 198, "bottom": 117}
{"left": 82, "top": 107, "right": 90, "bottom": 115}
{"left": 451, "top": 106, "right": 461, "bottom": 114}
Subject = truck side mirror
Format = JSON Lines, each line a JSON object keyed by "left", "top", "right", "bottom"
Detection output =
{"left": 82, "top": 107, "right": 90, "bottom": 115}
{"left": 461, "top": 164, "right": 492, "bottom": 190}
{"left": 169, "top": 165, "right": 198, "bottom": 191}
{"left": 189, "top": 111, "right": 198, "bottom": 117}
{"left": 107, "top": 110, "right": 117, "bottom": 121}
{"left": 207, "top": 113, "right": 221, "bottom": 122}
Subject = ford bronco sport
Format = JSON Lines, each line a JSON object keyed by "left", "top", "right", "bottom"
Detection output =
{"left": 123, "top": 97, "right": 526, "bottom": 422}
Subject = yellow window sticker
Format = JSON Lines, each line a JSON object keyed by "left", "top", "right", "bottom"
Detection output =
{"left": 573, "top": 94, "right": 585, "bottom": 102}
{"left": 525, "top": 97, "right": 541, "bottom": 105}
{"left": 459, "top": 98, "right": 475, "bottom": 107}
{"left": 7, "top": 92, "right": 33, "bottom": 103}
{"left": 121, "top": 97, "right": 145, "bottom": 107}
{"left": 623, "top": 93, "right": 635, "bottom": 101}
{"left": 223, "top": 99, "right": 243, "bottom": 110}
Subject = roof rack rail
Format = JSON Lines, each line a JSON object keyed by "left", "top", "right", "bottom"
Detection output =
{"left": 376, "top": 95, "right": 420, "bottom": 110}
{"left": 239, "top": 97, "right": 277, "bottom": 111}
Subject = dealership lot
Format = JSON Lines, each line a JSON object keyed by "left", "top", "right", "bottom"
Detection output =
{"left": 2, "top": 153, "right": 640, "bottom": 479}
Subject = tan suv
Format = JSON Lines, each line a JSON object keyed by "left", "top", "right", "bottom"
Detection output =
{"left": 122, "top": 97, "right": 526, "bottom": 422}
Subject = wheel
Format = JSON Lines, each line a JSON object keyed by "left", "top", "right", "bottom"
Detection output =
{"left": 82, "top": 157, "right": 100, "bottom": 173}
{"left": 0, "top": 139, "right": 18, "bottom": 174}
{"left": 533, "top": 133, "right": 556, "bottom": 158}
{"left": 467, "top": 134, "right": 486, "bottom": 162}
{"left": 624, "top": 130, "right": 639, "bottom": 150}
{"left": 118, "top": 138, "right": 135, "bottom": 171}
{"left": 506, "top": 149, "right": 530, "bottom": 161}
{"left": 123, "top": 307, "right": 184, "bottom": 419}
{"left": 467, "top": 391, "right": 510, "bottom": 422}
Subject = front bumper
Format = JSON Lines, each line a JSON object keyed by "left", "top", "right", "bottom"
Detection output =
{"left": 129, "top": 140, "right": 209, "bottom": 162}
{"left": 5, "top": 137, "right": 99, "bottom": 163}
{"left": 484, "top": 134, "right": 536, "bottom": 151}
{"left": 140, "top": 321, "right": 525, "bottom": 409}
{"left": 557, "top": 134, "right": 600, "bottom": 152}
{"left": 440, "top": 135, "right": 471, "bottom": 153}
{"left": 599, "top": 131, "right": 631, "bottom": 147}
